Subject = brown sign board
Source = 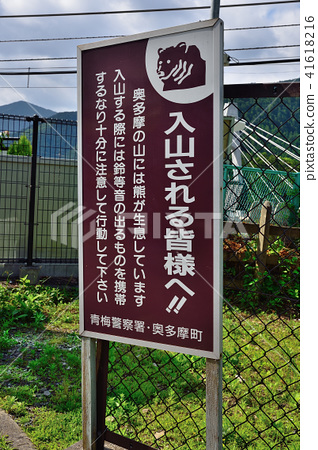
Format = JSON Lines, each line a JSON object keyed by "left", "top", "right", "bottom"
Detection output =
{"left": 78, "top": 19, "right": 223, "bottom": 358}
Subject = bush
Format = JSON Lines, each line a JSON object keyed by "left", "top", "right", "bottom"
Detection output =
{"left": 0, "top": 277, "right": 48, "bottom": 329}
{"left": 224, "top": 236, "right": 300, "bottom": 315}
{"left": 8, "top": 135, "right": 32, "bottom": 156}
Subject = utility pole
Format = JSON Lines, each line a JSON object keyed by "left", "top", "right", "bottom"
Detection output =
{"left": 211, "top": 0, "right": 220, "bottom": 19}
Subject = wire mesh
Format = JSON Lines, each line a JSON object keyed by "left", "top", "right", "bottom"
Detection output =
{"left": 223, "top": 165, "right": 299, "bottom": 225}
{"left": 221, "top": 84, "right": 299, "bottom": 449}
{"left": 98, "top": 84, "right": 300, "bottom": 449}
{"left": 0, "top": 114, "right": 32, "bottom": 263}
{"left": 0, "top": 114, "right": 78, "bottom": 265}
{"left": 33, "top": 117, "right": 78, "bottom": 263}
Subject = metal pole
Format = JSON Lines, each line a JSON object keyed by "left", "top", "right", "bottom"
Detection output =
{"left": 211, "top": 0, "right": 221, "bottom": 19}
{"left": 26, "top": 115, "right": 43, "bottom": 266}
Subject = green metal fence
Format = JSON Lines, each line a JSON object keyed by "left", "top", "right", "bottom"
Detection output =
{"left": 223, "top": 164, "right": 300, "bottom": 226}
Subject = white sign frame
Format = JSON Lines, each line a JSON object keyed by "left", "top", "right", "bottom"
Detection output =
{"left": 77, "top": 19, "right": 223, "bottom": 360}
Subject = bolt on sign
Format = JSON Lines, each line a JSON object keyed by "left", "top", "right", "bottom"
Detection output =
{"left": 78, "top": 19, "right": 223, "bottom": 359}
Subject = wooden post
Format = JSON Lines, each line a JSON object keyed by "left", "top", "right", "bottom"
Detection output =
{"left": 96, "top": 340, "right": 109, "bottom": 450}
{"left": 206, "top": 358, "right": 222, "bottom": 450}
{"left": 82, "top": 338, "right": 109, "bottom": 450}
{"left": 82, "top": 337, "right": 97, "bottom": 450}
{"left": 256, "top": 201, "right": 272, "bottom": 274}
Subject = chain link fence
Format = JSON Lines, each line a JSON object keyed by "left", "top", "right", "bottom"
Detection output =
{"left": 103, "top": 83, "right": 300, "bottom": 449}
{"left": 221, "top": 82, "right": 300, "bottom": 449}
{"left": 0, "top": 83, "right": 300, "bottom": 448}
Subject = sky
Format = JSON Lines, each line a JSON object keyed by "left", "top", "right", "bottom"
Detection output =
{"left": 0, "top": 0, "right": 300, "bottom": 112}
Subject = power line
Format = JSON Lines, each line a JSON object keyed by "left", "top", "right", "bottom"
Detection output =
{"left": 0, "top": 24, "right": 300, "bottom": 44}
{"left": 221, "top": 0, "right": 299, "bottom": 7}
{"left": 0, "top": 66, "right": 76, "bottom": 70}
{"left": 235, "top": 55, "right": 299, "bottom": 61}
{"left": 0, "top": 57, "right": 76, "bottom": 62}
{"left": 0, "top": 1, "right": 300, "bottom": 19}
{"left": 225, "top": 23, "right": 299, "bottom": 31}
{"left": 0, "top": 86, "right": 77, "bottom": 89}
{"left": 0, "top": 44, "right": 300, "bottom": 63}
{"left": 0, "top": 70, "right": 77, "bottom": 75}
{"left": 229, "top": 58, "right": 300, "bottom": 66}
{"left": 0, "top": 7, "right": 209, "bottom": 19}
{"left": 0, "top": 36, "right": 125, "bottom": 43}
{"left": 0, "top": 23, "right": 300, "bottom": 45}
{"left": 0, "top": 57, "right": 300, "bottom": 76}
{"left": 225, "top": 44, "right": 300, "bottom": 51}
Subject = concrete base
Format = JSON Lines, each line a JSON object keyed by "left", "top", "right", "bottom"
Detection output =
{"left": 19, "top": 266, "right": 42, "bottom": 285}
{"left": 0, "top": 409, "right": 36, "bottom": 450}
{"left": 0, "top": 263, "right": 19, "bottom": 278}
{"left": 0, "top": 263, "right": 78, "bottom": 280}
{"left": 39, "top": 263, "right": 78, "bottom": 278}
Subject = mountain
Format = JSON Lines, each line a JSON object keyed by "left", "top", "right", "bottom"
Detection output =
{"left": 50, "top": 111, "right": 77, "bottom": 121}
{"left": 0, "top": 102, "right": 78, "bottom": 159}
{"left": 0, "top": 101, "right": 77, "bottom": 121}
{"left": 0, "top": 101, "right": 56, "bottom": 118}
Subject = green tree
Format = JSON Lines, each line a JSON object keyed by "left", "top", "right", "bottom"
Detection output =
{"left": 0, "top": 131, "right": 9, "bottom": 151}
{"left": 8, "top": 135, "right": 32, "bottom": 156}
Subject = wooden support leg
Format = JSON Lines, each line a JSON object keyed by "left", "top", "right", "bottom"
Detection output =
{"left": 206, "top": 358, "right": 222, "bottom": 450}
{"left": 96, "top": 340, "right": 109, "bottom": 450}
{"left": 82, "top": 337, "right": 97, "bottom": 450}
{"left": 82, "top": 338, "right": 109, "bottom": 450}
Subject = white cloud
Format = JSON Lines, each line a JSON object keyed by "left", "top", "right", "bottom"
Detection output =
{"left": 0, "top": 0, "right": 300, "bottom": 110}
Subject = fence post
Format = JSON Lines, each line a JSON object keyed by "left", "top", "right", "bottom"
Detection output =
{"left": 25, "top": 115, "right": 44, "bottom": 267}
{"left": 206, "top": 358, "right": 222, "bottom": 449}
{"left": 256, "top": 200, "right": 272, "bottom": 274}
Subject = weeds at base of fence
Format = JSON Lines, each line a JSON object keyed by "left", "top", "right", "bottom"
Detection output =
{"left": 224, "top": 235, "right": 300, "bottom": 317}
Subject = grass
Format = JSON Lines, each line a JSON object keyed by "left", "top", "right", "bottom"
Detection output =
{"left": 0, "top": 435, "right": 12, "bottom": 450}
{"left": 222, "top": 306, "right": 300, "bottom": 448}
{"left": 0, "top": 277, "right": 300, "bottom": 449}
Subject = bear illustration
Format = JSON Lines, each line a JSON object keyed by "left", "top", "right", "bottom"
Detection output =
{"left": 156, "top": 42, "right": 206, "bottom": 91}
